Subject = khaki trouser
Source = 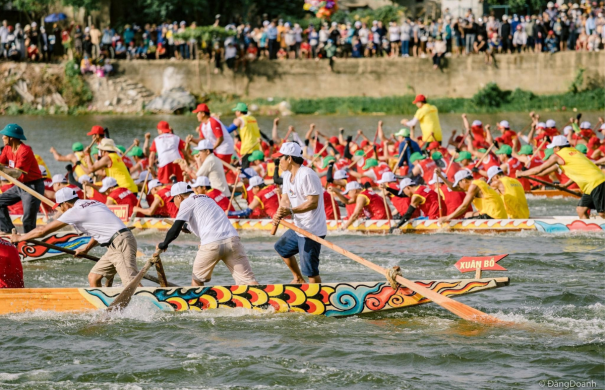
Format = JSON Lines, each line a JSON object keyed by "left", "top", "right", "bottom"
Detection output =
{"left": 90, "top": 231, "right": 139, "bottom": 284}
{"left": 193, "top": 236, "right": 257, "bottom": 285}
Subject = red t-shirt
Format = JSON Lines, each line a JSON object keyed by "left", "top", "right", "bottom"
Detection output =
{"left": 253, "top": 185, "right": 279, "bottom": 218}
{"left": 89, "top": 188, "right": 107, "bottom": 203}
{"left": 436, "top": 184, "right": 471, "bottom": 216}
{"left": 0, "top": 238, "right": 23, "bottom": 288}
{"left": 154, "top": 186, "right": 178, "bottom": 218}
{"left": 413, "top": 185, "right": 445, "bottom": 219}
{"left": 0, "top": 144, "right": 42, "bottom": 182}
{"left": 323, "top": 190, "right": 341, "bottom": 220}
{"left": 359, "top": 189, "right": 390, "bottom": 220}
{"left": 206, "top": 188, "right": 234, "bottom": 213}
{"left": 198, "top": 117, "right": 224, "bottom": 140}
{"left": 107, "top": 187, "right": 138, "bottom": 217}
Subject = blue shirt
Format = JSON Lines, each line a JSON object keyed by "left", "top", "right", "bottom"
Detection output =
{"left": 267, "top": 26, "right": 278, "bottom": 40}
{"left": 398, "top": 137, "right": 421, "bottom": 167}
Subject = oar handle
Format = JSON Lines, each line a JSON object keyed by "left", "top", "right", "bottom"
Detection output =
{"left": 529, "top": 176, "right": 582, "bottom": 197}
{"left": 271, "top": 220, "right": 281, "bottom": 235}
{"left": 0, "top": 170, "right": 55, "bottom": 207}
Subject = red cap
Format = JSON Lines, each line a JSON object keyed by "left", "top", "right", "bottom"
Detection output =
{"left": 192, "top": 103, "right": 210, "bottom": 114}
{"left": 329, "top": 136, "right": 339, "bottom": 144}
{"left": 360, "top": 140, "right": 369, "bottom": 148}
{"left": 412, "top": 94, "right": 426, "bottom": 104}
{"left": 157, "top": 121, "right": 171, "bottom": 133}
{"left": 87, "top": 125, "right": 104, "bottom": 136}
{"left": 427, "top": 141, "right": 440, "bottom": 150}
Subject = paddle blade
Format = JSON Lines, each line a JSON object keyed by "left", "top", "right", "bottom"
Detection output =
{"left": 106, "top": 255, "right": 158, "bottom": 312}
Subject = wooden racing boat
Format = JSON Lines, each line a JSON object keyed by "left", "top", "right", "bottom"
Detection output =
{"left": 0, "top": 277, "right": 509, "bottom": 317}
{"left": 528, "top": 189, "right": 580, "bottom": 198}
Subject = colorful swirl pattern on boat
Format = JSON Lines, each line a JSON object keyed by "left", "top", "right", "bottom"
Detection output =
{"left": 16, "top": 233, "right": 91, "bottom": 261}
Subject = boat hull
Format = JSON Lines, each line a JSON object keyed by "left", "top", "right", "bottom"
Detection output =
{"left": 16, "top": 232, "right": 91, "bottom": 262}
{"left": 529, "top": 189, "right": 580, "bottom": 198}
{"left": 0, "top": 277, "right": 509, "bottom": 317}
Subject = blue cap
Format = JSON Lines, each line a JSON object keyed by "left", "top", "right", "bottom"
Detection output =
{"left": 0, "top": 124, "right": 26, "bottom": 140}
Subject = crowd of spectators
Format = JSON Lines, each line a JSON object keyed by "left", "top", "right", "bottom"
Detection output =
{"left": 1, "top": 1, "right": 604, "bottom": 71}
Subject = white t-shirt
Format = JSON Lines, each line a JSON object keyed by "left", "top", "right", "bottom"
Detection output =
{"left": 152, "top": 133, "right": 183, "bottom": 168}
{"left": 200, "top": 117, "right": 234, "bottom": 156}
{"left": 389, "top": 26, "right": 401, "bottom": 41}
{"left": 196, "top": 154, "right": 231, "bottom": 196}
{"left": 282, "top": 166, "right": 327, "bottom": 237}
{"left": 58, "top": 200, "right": 127, "bottom": 244}
{"left": 175, "top": 194, "right": 238, "bottom": 246}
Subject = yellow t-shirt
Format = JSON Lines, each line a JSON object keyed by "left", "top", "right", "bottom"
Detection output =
{"left": 499, "top": 177, "right": 530, "bottom": 219}
{"left": 35, "top": 155, "right": 51, "bottom": 178}
{"left": 472, "top": 179, "right": 508, "bottom": 219}
{"left": 105, "top": 153, "right": 138, "bottom": 193}
{"left": 556, "top": 148, "right": 605, "bottom": 195}
{"left": 73, "top": 151, "right": 89, "bottom": 179}
{"left": 414, "top": 103, "right": 443, "bottom": 142}
{"left": 239, "top": 115, "right": 262, "bottom": 156}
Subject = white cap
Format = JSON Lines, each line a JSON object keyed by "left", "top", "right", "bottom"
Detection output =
{"left": 342, "top": 181, "right": 362, "bottom": 195}
{"left": 278, "top": 142, "right": 303, "bottom": 158}
{"left": 247, "top": 176, "right": 265, "bottom": 190}
{"left": 51, "top": 174, "right": 67, "bottom": 185}
{"left": 147, "top": 179, "right": 163, "bottom": 193}
{"left": 563, "top": 126, "right": 573, "bottom": 135}
{"left": 499, "top": 120, "right": 510, "bottom": 128}
{"left": 240, "top": 167, "right": 258, "bottom": 179}
{"left": 547, "top": 135, "right": 570, "bottom": 149}
{"left": 99, "top": 177, "right": 118, "bottom": 193}
{"left": 194, "top": 139, "right": 214, "bottom": 150}
{"left": 334, "top": 169, "right": 348, "bottom": 180}
{"left": 397, "top": 178, "right": 415, "bottom": 194}
{"left": 600, "top": 123, "right": 605, "bottom": 130}
{"left": 169, "top": 182, "right": 193, "bottom": 200}
{"left": 135, "top": 171, "right": 153, "bottom": 184}
{"left": 428, "top": 172, "right": 443, "bottom": 185}
{"left": 377, "top": 171, "right": 396, "bottom": 184}
{"left": 536, "top": 122, "right": 546, "bottom": 129}
{"left": 580, "top": 121, "right": 591, "bottom": 129}
{"left": 487, "top": 166, "right": 503, "bottom": 183}
{"left": 472, "top": 120, "right": 482, "bottom": 126}
{"left": 78, "top": 174, "right": 92, "bottom": 184}
{"left": 191, "top": 176, "right": 211, "bottom": 188}
{"left": 546, "top": 119, "right": 556, "bottom": 128}
{"left": 453, "top": 169, "right": 473, "bottom": 187}
{"left": 38, "top": 165, "right": 47, "bottom": 177}
{"left": 54, "top": 187, "right": 79, "bottom": 206}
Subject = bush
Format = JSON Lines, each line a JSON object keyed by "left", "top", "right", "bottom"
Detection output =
{"left": 61, "top": 60, "right": 93, "bottom": 108}
{"left": 471, "top": 82, "right": 511, "bottom": 108}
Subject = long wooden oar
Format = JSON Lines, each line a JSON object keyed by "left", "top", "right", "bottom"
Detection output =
{"left": 271, "top": 219, "right": 507, "bottom": 325}
{"left": 225, "top": 169, "right": 241, "bottom": 216}
{"left": 0, "top": 170, "right": 55, "bottom": 207}
{"left": 381, "top": 187, "right": 392, "bottom": 228}
{"left": 524, "top": 139, "right": 548, "bottom": 169}
{"left": 528, "top": 177, "right": 582, "bottom": 197}
{"left": 391, "top": 143, "right": 409, "bottom": 173}
{"left": 129, "top": 168, "right": 152, "bottom": 225}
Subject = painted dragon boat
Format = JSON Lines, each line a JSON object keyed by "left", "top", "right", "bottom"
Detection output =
{"left": 0, "top": 277, "right": 509, "bottom": 317}
{"left": 14, "top": 232, "right": 91, "bottom": 262}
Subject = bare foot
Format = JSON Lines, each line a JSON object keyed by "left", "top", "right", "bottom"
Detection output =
{"left": 290, "top": 278, "right": 306, "bottom": 284}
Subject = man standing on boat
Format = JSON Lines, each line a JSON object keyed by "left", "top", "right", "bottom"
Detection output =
{"left": 156, "top": 182, "right": 258, "bottom": 287}
{"left": 400, "top": 94, "right": 443, "bottom": 144}
{"left": 518, "top": 135, "right": 605, "bottom": 219}
{"left": 227, "top": 103, "right": 262, "bottom": 169}
{"left": 272, "top": 142, "right": 327, "bottom": 284}
{"left": 12, "top": 187, "right": 139, "bottom": 287}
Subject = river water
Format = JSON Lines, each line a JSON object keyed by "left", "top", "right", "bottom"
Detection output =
{"left": 0, "top": 114, "right": 604, "bottom": 389}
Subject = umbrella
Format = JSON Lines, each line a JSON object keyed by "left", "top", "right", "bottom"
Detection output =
{"left": 44, "top": 13, "right": 67, "bottom": 23}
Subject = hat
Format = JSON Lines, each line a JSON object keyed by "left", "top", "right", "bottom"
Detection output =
{"left": 455, "top": 151, "right": 472, "bottom": 162}
{"left": 472, "top": 120, "right": 483, "bottom": 127}
{"left": 278, "top": 142, "right": 303, "bottom": 158}
{"left": 395, "top": 128, "right": 410, "bottom": 137}
{"left": 518, "top": 145, "right": 533, "bottom": 155}
{"left": 334, "top": 170, "right": 348, "bottom": 180}
{"left": 116, "top": 145, "right": 126, "bottom": 153}
{"left": 168, "top": 182, "right": 193, "bottom": 202}
{"left": 194, "top": 140, "right": 213, "bottom": 151}
{"left": 329, "top": 136, "right": 339, "bottom": 144}
{"left": 495, "top": 144, "right": 513, "bottom": 155}
{"left": 427, "top": 141, "right": 440, "bottom": 151}
{"left": 53, "top": 187, "right": 79, "bottom": 209}
{"left": 97, "top": 138, "right": 121, "bottom": 153}
{"left": 192, "top": 103, "right": 210, "bottom": 114}
{"left": 191, "top": 176, "right": 211, "bottom": 188}
{"left": 453, "top": 169, "right": 473, "bottom": 187}
{"left": 487, "top": 166, "right": 503, "bottom": 183}
{"left": 546, "top": 119, "right": 556, "bottom": 128}
{"left": 575, "top": 144, "right": 588, "bottom": 154}
{"left": 147, "top": 179, "right": 163, "bottom": 193}
{"left": 354, "top": 150, "right": 365, "bottom": 157}
{"left": 127, "top": 146, "right": 144, "bottom": 157}
{"left": 563, "top": 126, "right": 573, "bottom": 136}
{"left": 51, "top": 174, "right": 67, "bottom": 185}
{"left": 428, "top": 172, "right": 443, "bottom": 185}
{"left": 248, "top": 150, "right": 265, "bottom": 162}
{"left": 135, "top": 171, "right": 153, "bottom": 184}
{"left": 547, "top": 135, "right": 570, "bottom": 149}
{"left": 72, "top": 142, "right": 84, "bottom": 152}
{"left": 78, "top": 174, "right": 92, "bottom": 184}
{"left": 99, "top": 177, "right": 118, "bottom": 193}
{"left": 0, "top": 124, "right": 26, "bottom": 140}
{"left": 397, "top": 178, "right": 415, "bottom": 194}
{"left": 247, "top": 176, "right": 265, "bottom": 190}
{"left": 478, "top": 148, "right": 487, "bottom": 154}
{"left": 600, "top": 124, "right": 605, "bottom": 131}
{"left": 409, "top": 152, "right": 426, "bottom": 163}
{"left": 87, "top": 125, "right": 104, "bottom": 136}
{"left": 157, "top": 121, "right": 171, "bottom": 133}
{"left": 499, "top": 120, "right": 510, "bottom": 129}
{"left": 342, "top": 181, "right": 362, "bottom": 195}
{"left": 240, "top": 167, "right": 259, "bottom": 179}
{"left": 321, "top": 155, "right": 336, "bottom": 169}
{"left": 377, "top": 171, "right": 396, "bottom": 184}
{"left": 431, "top": 151, "right": 443, "bottom": 160}
{"left": 362, "top": 158, "right": 378, "bottom": 170}
{"left": 580, "top": 121, "right": 591, "bottom": 129}
{"left": 38, "top": 165, "right": 47, "bottom": 177}
{"left": 232, "top": 102, "right": 249, "bottom": 112}
{"left": 412, "top": 94, "right": 426, "bottom": 104}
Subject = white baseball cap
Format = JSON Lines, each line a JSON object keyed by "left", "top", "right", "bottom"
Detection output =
{"left": 600, "top": 124, "right": 605, "bottom": 131}
{"left": 240, "top": 167, "right": 258, "bottom": 179}
{"left": 168, "top": 182, "right": 193, "bottom": 201}
{"left": 563, "top": 126, "right": 573, "bottom": 135}
{"left": 194, "top": 139, "right": 214, "bottom": 150}
{"left": 546, "top": 119, "right": 556, "bottom": 128}
{"left": 397, "top": 178, "right": 415, "bottom": 194}
{"left": 342, "top": 181, "right": 362, "bottom": 195}
{"left": 536, "top": 122, "right": 546, "bottom": 129}
{"left": 99, "top": 177, "right": 118, "bottom": 193}
{"left": 453, "top": 169, "right": 473, "bottom": 187}
{"left": 487, "top": 166, "right": 503, "bottom": 183}
{"left": 472, "top": 120, "right": 482, "bottom": 126}
{"left": 135, "top": 171, "right": 153, "bottom": 184}
{"left": 51, "top": 174, "right": 67, "bottom": 185}
{"left": 78, "top": 174, "right": 92, "bottom": 184}
{"left": 247, "top": 176, "right": 265, "bottom": 190}
{"left": 191, "top": 176, "right": 211, "bottom": 188}
{"left": 333, "top": 169, "right": 348, "bottom": 180}
{"left": 580, "top": 121, "right": 591, "bottom": 129}
{"left": 428, "top": 172, "right": 443, "bottom": 185}
{"left": 547, "top": 135, "right": 570, "bottom": 149}
{"left": 53, "top": 187, "right": 79, "bottom": 209}
{"left": 499, "top": 120, "right": 510, "bottom": 128}
{"left": 147, "top": 179, "right": 163, "bottom": 193}
{"left": 278, "top": 142, "right": 303, "bottom": 158}
{"left": 377, "top": 171, "right": 396, "bottom": 184}
{"left": 38, "top": 165, "right": 47, "bottom": 177}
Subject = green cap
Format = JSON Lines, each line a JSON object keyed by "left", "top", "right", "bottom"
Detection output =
{"left": 394, "top": 128, "right": 410, "bottom": 138}
{"left": 519, "top": 145, "right": 533, "bottom": 155}
{"left": 191, "top": 149, "right": 199, "bottom": 156}
{"left": 72, "top": 142, "right": 84, "bottom": 152}
{"left": 478, "top": 148, "right": 487, "bottom": 154}
{"left": 116, "top": 145, "right": 126, "bottom": 153}
{"left": 0, "top": 124, "right": 26, "bottom": 140}
{"left": 248, "top": 150, "right": 265, "bottom": 162}
{"left": 321, "top": 155, "right": 336, "bottom": 169}
{"left": 495, "top": 144, "right": 513, "bottom": 156}
{"left": 410, "top": 152, "right": 426, "bottom": 163}
{"left": 455, "top": 151, "right": 472, "bottom": 162}
{"left": 354, "top": 150, "right": 365, "bottom": 157}
{"left": 575, "top": 144, "right": 588, "bottom": 154}
{"left": 362, "top": 158, "right": 378, "bottom": 170}
{"left": 91, "top": 145, "right": 99, "bottom": 155}
{"left": 431, "top": 151, "right": 443, "bottom": 161}
{"left": 127, "top": 146, "right": 144, "bottom": 157}
{"left": 232, "top": 102, "right": 249, "bottom": 112}
{"left": 544, "top": 148, "right": 554, "bottom": 159}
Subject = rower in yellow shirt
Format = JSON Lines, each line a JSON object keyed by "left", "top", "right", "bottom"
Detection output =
{"left": 518, "top": 135, "right": 605, "bottom": 218}
{"left": 400, "top": 94, "right": 443, "bottom": 143}
{"left": 229, "top": 102, "right": 261, "bottom": 169}
{"left": 487, "top": 166, "right": 530, "bottom": 219}
{"left": 80, "top": 138, "right": 138, "bottom": 193}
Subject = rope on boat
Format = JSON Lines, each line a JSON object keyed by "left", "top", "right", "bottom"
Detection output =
{"left": 386, "top": 266, "right": 402, "bottom": 290}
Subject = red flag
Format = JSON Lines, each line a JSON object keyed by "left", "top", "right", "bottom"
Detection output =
{"left": 455, "top": 254, "right": 508, "bottom": 273}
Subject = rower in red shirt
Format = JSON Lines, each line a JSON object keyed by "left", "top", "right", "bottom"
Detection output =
{"left": 0, "top": 238, "right": 23, "bottom": 288}
{"left": 100, "top": 177, "right": 138, "bottom": 217}
{"left": 378, "top": 171, "right": 421, "bottom": 218}
{"left": 132, "top": 179, "right": 177, "bottom": 218}
{"left": 191, "top": 103, "right": 235, "bottom": 165}
{"left": 149, "top": 121, "right": 190, "bottom": 184}
{"left": 431, "top": 171, "right": 471, "bottom": 216}
{"left": 329, "top": 181, "right": 364, "bottom": 225}
{"left": 50, "top": 174, "right": 84, "bottom": 200}
{"left": 191, "top": 176, "right": 236, "bottom": 215}
{"left": 245, "top": 176, "right": 279, "bottom": 218}
{"left": 410, "top": 152, "right": 437, "bottom": 184}
{"left": 495, "top": 144, "right": 531, "bottom": 192}
{"left": 336, "top": 182, "right": 390, "bottom": 230}
{"left": 391, "top": 178, "right": 446, "bottom": 231}
{"left": 0, "top": 124, "right": 44, "bottom": 233}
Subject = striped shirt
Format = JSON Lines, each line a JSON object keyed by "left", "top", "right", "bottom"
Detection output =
{"left": 175, "top": 194, "right": 238, "bottom": 246}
